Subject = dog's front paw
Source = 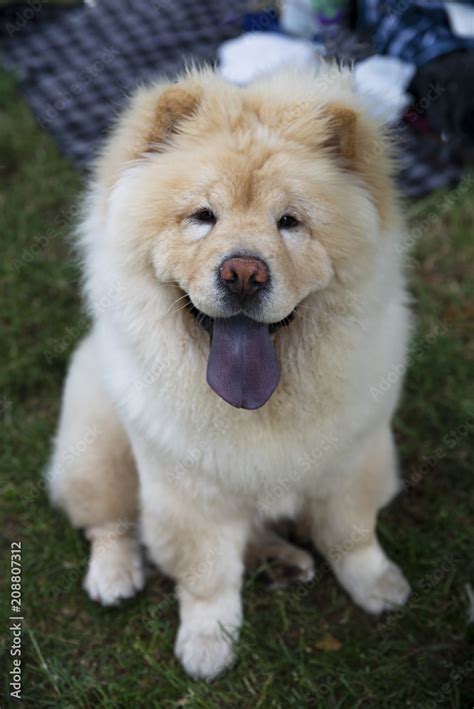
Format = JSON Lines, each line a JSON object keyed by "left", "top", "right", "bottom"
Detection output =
{"left": 350, "top": 561, "right": 410, "bottom": 614}
{"left": 175, "top": 624, "right": 236, "bottom": 681}
{"left": 84, "top": 535, "right": 145, "bottom": 606}
{"left": 336, "top": 545, "right": 410, "bottom": 615}
{"left": 175, "top": 591, "right": 242, "bottom": 681}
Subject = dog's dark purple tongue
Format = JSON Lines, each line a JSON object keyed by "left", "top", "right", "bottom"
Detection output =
{"left": 206, "top": 314, "right": 280, "bottom": 410}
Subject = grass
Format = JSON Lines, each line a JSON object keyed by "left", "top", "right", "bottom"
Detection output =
{"left": 0, "top": 67, "right": 473, "bottom": 708}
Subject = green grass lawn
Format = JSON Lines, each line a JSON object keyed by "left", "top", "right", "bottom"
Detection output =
{"left": 0, "top": 68, "right": 473, "bottom": 708}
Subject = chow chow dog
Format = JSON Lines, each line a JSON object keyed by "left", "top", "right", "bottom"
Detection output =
{"left": 47, "top": 66, "right": 411, "bottom": 680}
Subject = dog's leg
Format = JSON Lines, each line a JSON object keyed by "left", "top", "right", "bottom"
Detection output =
{"left": 246, "top": 525, "right": 315, "bottom": 588}
{"left": 47, "top": 335, "right": 144, "bottom": 605}
{"left": 83, "top": 523, "right": 144, "bottom": 606}
{"left": 135, "top": 451, "right": 249, "bottom": 681}
{"left": 307, "top": 426, "right": 410, "bottom": 614}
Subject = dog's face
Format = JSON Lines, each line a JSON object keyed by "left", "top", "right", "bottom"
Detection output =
{"left": 103, "top": 71, "right": 392, "bottom": 408}
{"left": 147, "top": 143, "right": 337, "bottom": 327}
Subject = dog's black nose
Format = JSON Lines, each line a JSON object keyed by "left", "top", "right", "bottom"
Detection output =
{"left": 219, "top": 256, "right": 269, "bottom": 298}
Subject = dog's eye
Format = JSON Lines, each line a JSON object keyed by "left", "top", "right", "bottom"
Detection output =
{"left": 192, "top": 208, "right": 216, "bottom": 224}
{"left": 278, "top": 214, "right": 299, "bottom": 230}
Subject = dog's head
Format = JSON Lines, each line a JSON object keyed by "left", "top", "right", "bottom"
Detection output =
{"left": 94, "top": 68, "right": 396, "bottom": 409}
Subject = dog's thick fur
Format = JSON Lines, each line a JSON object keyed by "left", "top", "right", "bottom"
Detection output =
{"left": 47, "top": 66, "right": 411, "bottom": 680}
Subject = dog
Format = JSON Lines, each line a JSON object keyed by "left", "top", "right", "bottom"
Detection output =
{"left": 47, "top": 66, "right": 411, "bottom": 681}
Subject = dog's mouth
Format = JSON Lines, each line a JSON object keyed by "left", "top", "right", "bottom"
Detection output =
{"left": 185, "top": 297, "right": 295, "bottom": 410}
{"left": 185, "top": 298, "right": 295, "bottom": 336}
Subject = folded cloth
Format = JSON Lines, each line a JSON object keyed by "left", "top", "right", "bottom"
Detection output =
{"left": 354, "top": 55, "right": 416, "bottom": 123}
{"left": 218, "top": 32, "right": 320, "bottom": 85}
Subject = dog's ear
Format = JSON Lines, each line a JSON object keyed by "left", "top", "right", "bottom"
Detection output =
{"left": 145, "top": 85, "right": 201, "bottom": 150}
{"left": 97, "top": 81, "right": 201, "bottom": 186}
{"left": 318, "top": 101, "right": 393, "bottom": 221}
{"left": 280, "top": 99, "right": 359, "bottom": 164}
{"left": 321, "top": 103, "right": 357, "bottom": 162}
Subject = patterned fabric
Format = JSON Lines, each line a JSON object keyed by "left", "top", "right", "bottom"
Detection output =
{"left": 358, "top": 0, "right": 474, "bottom": 65}
{"left": 1, "top": 0, "right": 243, "bottom": 167}
{"left": 395, "top": 124, "right": 463, "bottom": 198}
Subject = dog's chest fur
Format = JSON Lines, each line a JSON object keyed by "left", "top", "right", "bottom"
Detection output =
{"left": 93, "top": 279, "right": 407, "bottom": 515}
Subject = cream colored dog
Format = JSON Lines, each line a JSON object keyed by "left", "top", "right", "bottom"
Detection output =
{"left": 47, "top": 66, "right": 411, "bottom": 680}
